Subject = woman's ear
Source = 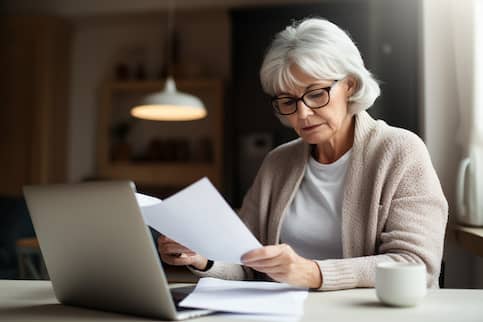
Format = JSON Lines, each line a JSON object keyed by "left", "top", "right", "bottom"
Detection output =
{"left": 345, "top": 76, "right": 358, "bottom": 97}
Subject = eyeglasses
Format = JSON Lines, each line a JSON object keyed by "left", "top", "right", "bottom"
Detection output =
{"left": 271, "top": 81, "right": 338, "bottom": 115}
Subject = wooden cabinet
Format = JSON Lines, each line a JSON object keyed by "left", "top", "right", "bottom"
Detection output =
{"left": 0, "top": 16, "right": 71, "bottom": 196}
{"left": 97, "top": 79, "right": 223, "bottom": 191}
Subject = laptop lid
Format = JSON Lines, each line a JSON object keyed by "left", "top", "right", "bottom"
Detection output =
{"left": 23, "top": 181, "right": 202, "bottom": 320}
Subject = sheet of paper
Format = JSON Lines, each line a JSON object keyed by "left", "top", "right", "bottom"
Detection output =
{"left": 179, "top": 277, "right": 308, "bottom": 316}
{"left": 135, "top": 192, "right": 162, "bottom": 207}
{"left": 138, "top": 178, "right": 262, "bottom": 264}
{"left": 217, "top": 313, "right": 302, "bottom": 322}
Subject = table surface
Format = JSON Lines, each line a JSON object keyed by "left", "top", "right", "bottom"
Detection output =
{"left": 1, "top": 280, "right": 482, "bottom": 322}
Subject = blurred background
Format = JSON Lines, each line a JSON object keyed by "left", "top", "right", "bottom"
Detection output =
{"left": 1, "top": 0, "right": 482, "bottom": 290}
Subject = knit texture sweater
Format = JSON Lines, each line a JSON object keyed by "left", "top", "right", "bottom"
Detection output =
{"left": 193, "top": 111, "right": 448, "bottom": 291}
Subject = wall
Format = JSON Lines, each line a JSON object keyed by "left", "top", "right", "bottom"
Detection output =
{"left": 422, "top": 0, "right": 483, "bottom": 288}
{"left": 4, "top": 0, "right": 318, "bottom": 15}
{"left": 67, "top": 11, "right": 230, "bottom": 182}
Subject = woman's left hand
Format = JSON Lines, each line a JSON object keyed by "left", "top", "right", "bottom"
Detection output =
{"left": 241, "top": 244, "right": 322, "bottom": 289}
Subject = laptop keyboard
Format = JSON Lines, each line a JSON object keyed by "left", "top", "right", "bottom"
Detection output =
{"left": 170, "top": 286, "right": 213, "bottom": 318}
{"left": 170, "top": 286, "right": 196, "bottom": 310}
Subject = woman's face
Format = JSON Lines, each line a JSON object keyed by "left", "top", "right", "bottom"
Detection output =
{"left": 277, "top": 65, "right": 356, "bottom": 145}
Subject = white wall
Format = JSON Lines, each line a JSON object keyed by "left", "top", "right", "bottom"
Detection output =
{"left": 422, "top": 0, "right": 483, "bottom": 288}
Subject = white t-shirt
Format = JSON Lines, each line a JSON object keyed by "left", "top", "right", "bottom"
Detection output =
{"left": 280, "top": 149, "right": 352, "bottom": 260}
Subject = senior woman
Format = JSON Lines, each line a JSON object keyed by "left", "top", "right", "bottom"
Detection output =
{"left": 157, "top": 18, "right": 448, "bottom": 291}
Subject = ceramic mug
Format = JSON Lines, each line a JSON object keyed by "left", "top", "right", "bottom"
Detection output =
{"left": 375, "top": 262, "right": 427, "bottom": 307}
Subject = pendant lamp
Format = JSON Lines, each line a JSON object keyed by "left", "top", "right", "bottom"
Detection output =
{"left": 130, "top": 0, "right": 207, "bottom": 121}
{"left": 131, "top": 77, "right": 206, "bottom": 121}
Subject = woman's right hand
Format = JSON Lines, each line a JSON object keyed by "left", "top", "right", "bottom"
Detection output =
{"left": 157, "top": 235, "right": 208, "bottom": 270}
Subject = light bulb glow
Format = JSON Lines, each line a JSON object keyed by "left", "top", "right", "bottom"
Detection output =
{"left": 131, "top": 104, "right": 207, "bottom": 121}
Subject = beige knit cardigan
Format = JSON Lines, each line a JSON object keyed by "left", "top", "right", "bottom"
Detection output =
{"left": 193, "top": 111, "right": 448, "bottom": 291}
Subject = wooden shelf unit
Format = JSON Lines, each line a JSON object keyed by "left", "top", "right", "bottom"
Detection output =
{"left": 97, "top": 79, "right": 223, "bottom": 189}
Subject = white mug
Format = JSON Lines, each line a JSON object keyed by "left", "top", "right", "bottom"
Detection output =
{"left": 375, "top": 262, "right": 427, "bottom": 307}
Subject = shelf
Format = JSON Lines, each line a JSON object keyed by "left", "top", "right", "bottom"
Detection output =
{"left": 97, "top": 78, "right": 223, "bottom": 189}
{"left": 99, "top": 162, "right": 219, "bottom": 186}
{"left": 449, "top": 224, "right": 483, "bottom": 257}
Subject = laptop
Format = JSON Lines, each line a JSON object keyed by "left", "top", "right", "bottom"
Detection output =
{"left": 23, "top": 181, "right": 214, "bottom": 320}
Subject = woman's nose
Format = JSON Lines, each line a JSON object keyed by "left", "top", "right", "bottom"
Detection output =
{"left": 296, "top": 100, "right": 314, "bottom": 119}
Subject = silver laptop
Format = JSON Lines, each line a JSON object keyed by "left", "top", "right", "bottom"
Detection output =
{"left": 23, "top": 181, "right": 213, "bottom": 320}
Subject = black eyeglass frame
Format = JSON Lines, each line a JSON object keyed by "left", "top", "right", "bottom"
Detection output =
{"left": 270, "top": 80, "right": 339, "bottom": 116}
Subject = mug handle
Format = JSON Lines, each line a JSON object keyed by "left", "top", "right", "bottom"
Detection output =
{"left": 456, "top": 157, "right": 470, "bottom": 220}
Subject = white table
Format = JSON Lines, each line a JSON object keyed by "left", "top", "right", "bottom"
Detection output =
{"left": 1, "top": 280, "right": 482, "bottom": 321}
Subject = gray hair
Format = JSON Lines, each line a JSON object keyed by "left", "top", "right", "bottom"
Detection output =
{"left": 260, "top": 18, "right": 380, "bottom": 114}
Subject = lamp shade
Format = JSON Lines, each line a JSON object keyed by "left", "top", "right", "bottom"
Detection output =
{"left": 131, "top": 77, "right": 207, "bottom": 121}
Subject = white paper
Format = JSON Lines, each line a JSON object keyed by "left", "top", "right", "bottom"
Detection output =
{"left": 179, "top": 277, "right": 308, "bottom": 316}
{"left": 218, "top": 313, "right": 302, "bottom": 322}
{"left": 137, "top": 178, "right": 262, "bottom": 264}
{"left": 136, "top": 192, "right": 162, "bottom": 207}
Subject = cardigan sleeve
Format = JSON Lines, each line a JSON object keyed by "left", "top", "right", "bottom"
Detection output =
{"left": 314, "top": 134, "right": 448, "bottom": 291}
{"left": 187, "top": 261, "right": 255, "bottom": 280}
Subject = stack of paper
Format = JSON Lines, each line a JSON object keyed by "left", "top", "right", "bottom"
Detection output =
{"left": 180, "top": 278, "right": 308, "bottom": 321}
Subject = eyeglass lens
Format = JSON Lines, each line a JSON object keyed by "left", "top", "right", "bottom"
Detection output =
{"left": 272, "top": 88, "right": 330, "bottom": 115}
